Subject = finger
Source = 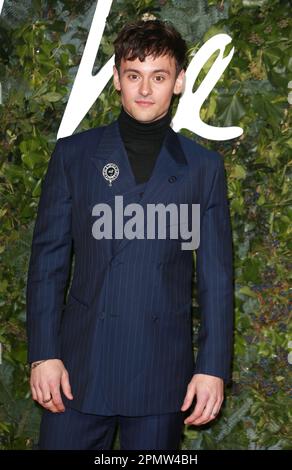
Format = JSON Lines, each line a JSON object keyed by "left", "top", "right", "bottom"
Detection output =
{"left": 44, "top": 402, "right": 61, "bottom": 413}
{"left": 51, "top": 385, "right": 65, "bottom": 412}
{"left": 40, "top": 382, "right": 53, "bottom": 405}
{"left": 184, "top": 395, "right": 208, "bottom": 425}
{"left": 181, "top": 384, "right": 195, "bottom": 412}
{"left": 35, "top": 383, "right": 57, "bottom": 412}
{"left": 30, "top": 383, "right": 38, "bottom": 401}
{"left": 37, "top": 383, "right": 59, "bottom": 413}
{"left": 35, "top": 383, "right": 44, "bottom": 404}
{"left": 41, "top": 397, "right": 61, "bottom": 413}
{"left": 61, "top": 370, "right": 74, "bottom": 400}
{"left": 194, "top": 396, "right": 223, "bottom": 425}
{"left": 210, "top": 398, "right": 223, "bottom": 420}
{"left": 192, "top": 397, "right": 217, "bottom": 425}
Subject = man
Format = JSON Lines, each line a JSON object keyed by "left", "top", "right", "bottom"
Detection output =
{"left": 26, "top": 19, "right": 234, "bottom": 450}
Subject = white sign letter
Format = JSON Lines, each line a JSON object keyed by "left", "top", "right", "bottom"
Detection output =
{"left": 58, "top": 0, "right": 114, "bottom": 139}
{"left": 172, "top": 34, "right": 243, "bottom": 140}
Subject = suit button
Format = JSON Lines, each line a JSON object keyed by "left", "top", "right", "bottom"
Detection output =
{"left": 168, "top": 175, "right": 177, "bottom": 183}
{"left": 99, "top": 311, "right": 105, "bottom": 320}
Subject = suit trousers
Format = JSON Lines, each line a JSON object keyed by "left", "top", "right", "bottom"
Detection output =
{"left": 38, "top": 406, "right": 186, "bottom": 450}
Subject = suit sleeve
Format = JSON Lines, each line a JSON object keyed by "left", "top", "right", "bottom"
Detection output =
{"left": 26, "top": 139, "right": 72, "bottom": 363}
{"left": 193, "top": 153, "right": 234, "bottom": 384}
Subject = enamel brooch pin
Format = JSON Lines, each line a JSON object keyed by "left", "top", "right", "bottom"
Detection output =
{"left": 102, "top": 163, "right": 119, "bottom": 187}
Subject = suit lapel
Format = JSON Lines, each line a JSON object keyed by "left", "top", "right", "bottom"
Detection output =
{"left": 90, "top": 119, "right": 189, "bottom": 255}
{"left": 90, "top": 120, "right": 136, "bottom": 198}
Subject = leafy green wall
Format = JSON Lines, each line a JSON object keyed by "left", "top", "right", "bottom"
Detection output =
{"left": 0, "top": 0, "right": 291, "bottom": 449}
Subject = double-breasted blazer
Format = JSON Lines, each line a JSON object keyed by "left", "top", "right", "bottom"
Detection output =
{"left": 26, "top": 118, "right": 234, "bottom": 416}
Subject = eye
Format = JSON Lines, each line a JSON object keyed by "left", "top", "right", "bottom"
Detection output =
{"left": 128, "top": 74, "right": 139, "bottom": 80}
{"left": 154, "top": 76, "right": 165, "bottom": 82}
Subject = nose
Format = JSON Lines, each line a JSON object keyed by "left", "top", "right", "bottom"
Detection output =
{"left": 139, "top": 78, "right": 152, "bottom": 97}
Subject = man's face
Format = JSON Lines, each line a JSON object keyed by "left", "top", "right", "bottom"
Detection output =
{"left": 113, "top": 53, "right": 185, "bottom": 123}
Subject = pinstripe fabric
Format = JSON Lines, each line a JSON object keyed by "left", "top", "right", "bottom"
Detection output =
{"left": 39, "top": 407, "right": 185, "bottom": 450}
{"left": 39, "top": 408, "right": 117, "bottom": 450}
{"left": 26, "top": 119, "right": 234, "bottom": 416}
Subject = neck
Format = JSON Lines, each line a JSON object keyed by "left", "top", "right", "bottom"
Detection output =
{"left": 117, "top": 106, "right": 172, "bottom": 138}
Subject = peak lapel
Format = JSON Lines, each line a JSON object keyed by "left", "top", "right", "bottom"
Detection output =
{"left": 89, "top": 119, "right": 189, "bottom": 256}
{"left": 114, "top": 123, "right": 189, "bottom": 255}
{"left": 90, "top": 120, "right": 137, "bottom": 199}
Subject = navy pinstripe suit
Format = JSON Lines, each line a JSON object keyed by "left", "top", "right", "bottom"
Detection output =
{"left": 26, "top": 118, "right": 234, "bottom": 419}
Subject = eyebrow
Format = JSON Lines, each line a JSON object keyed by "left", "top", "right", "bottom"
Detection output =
{"left": 123, "top": 68, "right": 171, "bottom": 75}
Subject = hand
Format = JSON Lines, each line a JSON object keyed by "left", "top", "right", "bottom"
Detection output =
{"left": 30, "top": 359, "right": 73, "bottom": 413}
{"left": 181, "top": 373, "right": 224, "bottom": 425}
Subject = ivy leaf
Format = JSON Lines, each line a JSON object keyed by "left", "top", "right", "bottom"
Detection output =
{"left": 231, "top": 164, "right": 247, "bottom": 180}
{"left": 41, "top": 92, "right": 63, "bottom": 102}
{"left": 238, "top": 286, "right": 257, "bottom": 298}
{"left": 217, "top": 94, "right": 246, "bottom": 127}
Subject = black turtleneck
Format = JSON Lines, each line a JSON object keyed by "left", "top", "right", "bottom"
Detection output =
{"left": 117, "top": 106, "right": 172, "bottom": 184}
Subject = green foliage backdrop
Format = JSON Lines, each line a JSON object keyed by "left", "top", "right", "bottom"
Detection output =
{"left": 0, "top": 0, "right": 291, "bottom": 449}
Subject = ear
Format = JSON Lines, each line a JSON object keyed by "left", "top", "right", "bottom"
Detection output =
{"left": 173, "top": 69, "right": 185, "bottom": 95}
{"left": 113, "top": 65, "right": 121, "bottom": 91}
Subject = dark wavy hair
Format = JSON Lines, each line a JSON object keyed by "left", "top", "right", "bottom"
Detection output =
{"left": 113, "top": 19, "right": 188, "bottom": 77}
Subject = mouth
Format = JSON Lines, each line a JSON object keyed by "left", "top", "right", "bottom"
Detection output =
{"left": 135, "top": 100, "right": 154, "bottom": 107}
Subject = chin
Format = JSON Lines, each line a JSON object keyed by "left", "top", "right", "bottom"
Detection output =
{"left": 136, "top": 114, "right": 156, "bottom": 123}
{"left": 134, "top": 108, "right": 163, "bottom": 123}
